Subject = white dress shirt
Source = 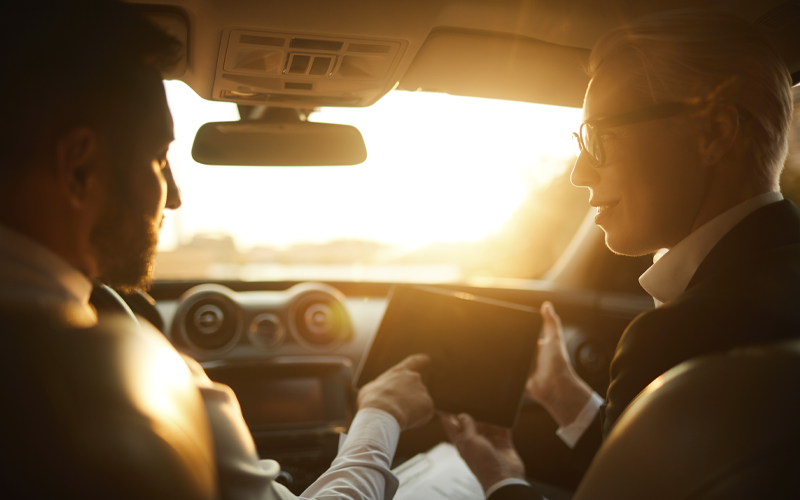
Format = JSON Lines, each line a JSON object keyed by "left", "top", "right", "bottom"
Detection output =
{"left": 554, "top": 191, "right": 784, "bottom": 449}
{"left": 639, "top": 191, "right": 783, "bottom": 307}
{"left": 0, "top": 224, "right": 403, "bottom": 500}
{"left": 0, "top": 224, "right": 96, "bottom": 326}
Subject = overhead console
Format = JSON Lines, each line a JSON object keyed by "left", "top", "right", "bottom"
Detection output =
{"left": 212, "top": 29, "right": 407, "bottom": 107}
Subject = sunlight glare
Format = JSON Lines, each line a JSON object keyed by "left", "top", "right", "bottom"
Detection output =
{"left": 160, "top": 81, "right": 582, "bottom": 252}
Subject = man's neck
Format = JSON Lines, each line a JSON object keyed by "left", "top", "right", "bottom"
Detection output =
{"left": 641, "top": 191, "right": 783, "bottom": 306}
{"left": 0, "top": 180, "right": 96, "bottom": 280}
{"left": 688, "top": 164, "right": 774, "bottom": 236}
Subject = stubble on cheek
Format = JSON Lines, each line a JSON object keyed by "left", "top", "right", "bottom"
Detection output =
{"left": 90, "top": 183, "right": 160, "bottom": 293}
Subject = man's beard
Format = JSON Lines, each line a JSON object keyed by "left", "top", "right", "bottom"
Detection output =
{"left": 90, "top": 178, "right": 159, "bottom": 294}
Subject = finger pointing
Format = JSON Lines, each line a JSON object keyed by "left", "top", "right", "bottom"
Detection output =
{"left": 394, "top": 353, "right": 431, "bottom": 372}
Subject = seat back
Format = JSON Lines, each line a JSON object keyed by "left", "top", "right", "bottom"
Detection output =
{"left": 0, "top": 304, "right": 217, "bottom": 500}
{"left": 574, "top": 338, "right": 800, "bottom": 500}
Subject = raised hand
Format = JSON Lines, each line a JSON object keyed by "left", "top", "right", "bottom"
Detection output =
{"left": 526, "top": 301, "right": 594, "bottom": 427}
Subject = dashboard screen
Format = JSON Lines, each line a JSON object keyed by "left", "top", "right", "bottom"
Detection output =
{"left": 206, "top": 362, "right": 350, "bottom": 429}
{"left": 239, "top": 377, "right": 325, "bottom": 425}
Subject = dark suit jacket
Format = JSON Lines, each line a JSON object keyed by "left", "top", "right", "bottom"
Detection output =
{"left": 490, "top": 199, "right": 800, "bottom": 500}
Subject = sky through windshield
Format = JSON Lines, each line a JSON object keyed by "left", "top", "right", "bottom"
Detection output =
{"left": 155, "top": 81, "right": 586, "bottom": 282}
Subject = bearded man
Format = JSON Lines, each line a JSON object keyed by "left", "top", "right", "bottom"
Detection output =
{"left": 0, "top": 1, "right": 433, "bottom": 499}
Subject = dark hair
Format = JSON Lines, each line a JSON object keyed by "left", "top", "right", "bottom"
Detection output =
{"left": 0, "top": 0, "right": 181, "bottom": 177}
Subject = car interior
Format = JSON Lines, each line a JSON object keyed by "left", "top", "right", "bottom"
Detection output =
{"left": 32, "top": 0, "right": 800, "bottom": 497}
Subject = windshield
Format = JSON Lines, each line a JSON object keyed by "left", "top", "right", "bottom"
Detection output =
{"left": 155, "top": 81, "right": 587, "bottom": 284}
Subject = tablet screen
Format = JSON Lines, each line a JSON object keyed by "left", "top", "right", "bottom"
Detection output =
{"left": 355, "top": 285, "right": 540, "bottom": 427}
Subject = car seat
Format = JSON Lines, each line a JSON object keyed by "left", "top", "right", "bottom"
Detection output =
{"left": 573, "top": 338, "right": 800, "bottom": 500}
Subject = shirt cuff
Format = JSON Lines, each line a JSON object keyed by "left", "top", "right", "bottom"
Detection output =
{"left": 556, "top": 392, "right": 603, "bottom": 448}
{"left": 485, "top": 478, "right": 532, "bottom": 499}
{"left": 341, "top": 408, "right": 401, "bottom": 452}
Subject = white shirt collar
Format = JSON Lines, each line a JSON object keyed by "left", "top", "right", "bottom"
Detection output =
{"left": 0, "top": 224, "right": 96, "bottom": 323}
{"left": 639, "top": 191, "right": 783, "bottom": 307}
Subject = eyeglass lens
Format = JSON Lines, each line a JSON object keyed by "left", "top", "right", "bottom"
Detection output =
{"left": 575, "top": 123, "right": 603, "bottom": 165}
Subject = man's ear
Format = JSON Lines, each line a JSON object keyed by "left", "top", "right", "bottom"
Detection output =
{"left": 54, "top": 127, "right": 100, "bottom": 206}
{"left": 697, "top": 103, "right": 740, "bottom": 166}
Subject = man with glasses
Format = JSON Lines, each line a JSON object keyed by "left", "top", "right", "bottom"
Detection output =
{"left": 442, "top": 10, "right": 800, "bottom": 499}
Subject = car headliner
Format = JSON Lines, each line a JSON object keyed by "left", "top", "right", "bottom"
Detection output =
{"left": 131, "top": 0, "right": 800, "bottom": 109}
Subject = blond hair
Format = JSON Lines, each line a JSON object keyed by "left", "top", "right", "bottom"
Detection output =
{"left": 588, "top": 10, "right": 793, "bottom": 186}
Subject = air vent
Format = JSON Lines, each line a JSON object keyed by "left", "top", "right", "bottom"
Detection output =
{"left": 755, "top": 1, "right": 800, "bottom": 31}
{"left": 291, "top": 38, "right": 343, "bottom": 51}
{"left": 289, "top": 291, "right": 351, "bottom": 351}
{"left": 348, "top": 43, "right": 391, "bottom": 54}
{"left": 184, "top": 297, "right": 239, "bottom": 351}
{"left": 240, "top": 34, "right": 285, "bottom": 47}
{"left": 248, "top": 313, "right": 285, "bottom": 349}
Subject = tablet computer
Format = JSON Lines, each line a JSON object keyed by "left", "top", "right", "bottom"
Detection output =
{"left": 354, "top": 285, "right": 541, "bottom": 427}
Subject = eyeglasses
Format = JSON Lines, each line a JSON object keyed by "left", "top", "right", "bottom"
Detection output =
{"left": 572, "top": 101, "right": 700, "bottom": 167}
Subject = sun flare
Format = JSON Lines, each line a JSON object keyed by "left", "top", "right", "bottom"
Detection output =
{"left": 159, "top": 80, "right": 582, "bottom": 255}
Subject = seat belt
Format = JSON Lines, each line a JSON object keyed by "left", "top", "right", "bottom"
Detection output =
{"left": 89, "top": 283, "right": 140, "bottom": 326}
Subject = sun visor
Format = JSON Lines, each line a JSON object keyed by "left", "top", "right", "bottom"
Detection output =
{"left": 211, "top": 29, "right": 406, "bottom": 107}
{"left": 398, "top": 29, "right": 590, "bottom": 108}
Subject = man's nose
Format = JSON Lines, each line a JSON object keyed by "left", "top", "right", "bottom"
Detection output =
{"left": 163, "top": 164, "right": 182, "bottom": 210}
{"left": 570, "top": 151, "right": 600, "bottom": 188}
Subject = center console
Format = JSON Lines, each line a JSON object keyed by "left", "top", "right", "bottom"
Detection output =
{"left": 204, "top": 358, "right": 354, "bottom": 493}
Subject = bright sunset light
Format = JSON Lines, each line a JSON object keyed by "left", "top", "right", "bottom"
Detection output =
{"left": 159, "top": 81, "right": 583, "bottom": 253}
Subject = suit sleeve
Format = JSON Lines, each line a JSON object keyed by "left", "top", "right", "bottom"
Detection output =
{"left": 601, "top": 306, "right": 720, "bottom": 436}
{"left": 566, "top": 409, "right": 604, "bottom": 473}
{"left": 565, "top": 305, "right": 720, "bottom": 474}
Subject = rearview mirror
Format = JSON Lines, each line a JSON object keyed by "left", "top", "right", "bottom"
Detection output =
{"left": 191, "top": 120, "right": 367, "bottom": 166}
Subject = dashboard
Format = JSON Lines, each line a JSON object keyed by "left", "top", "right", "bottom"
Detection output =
{"left": 149, "top": 280, "right": 652, "bottom": 493}
{"left": 156, "top": 282, "right": 390, "bottom": 491}
{"left": 162, "top": 282, "right": 377, "bottom": 363}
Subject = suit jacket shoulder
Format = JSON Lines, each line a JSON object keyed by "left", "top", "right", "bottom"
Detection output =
{"left": 571, "top": 199, "right": 800, "bottom": 469}
{"left": 605, "top": 200, "right": 800, "bottom": 434}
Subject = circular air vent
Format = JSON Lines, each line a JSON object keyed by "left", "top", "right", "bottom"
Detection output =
{"left": 288, "top": 289, "right": 351, "bottom": 351}
{"left": 248, "top": 313, "right": 285, "bottom": 350}
{"left": 177, "top": 286, "right": 242, "bottom": 354}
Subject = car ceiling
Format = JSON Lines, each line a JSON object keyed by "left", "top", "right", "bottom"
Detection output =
{"left": 132, "top": 0, "right": 800, "bottom": 109}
